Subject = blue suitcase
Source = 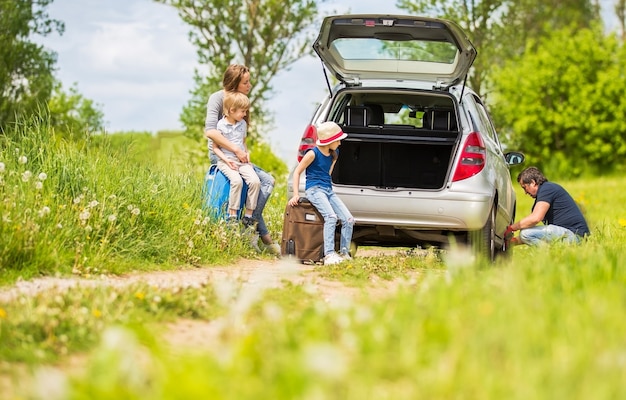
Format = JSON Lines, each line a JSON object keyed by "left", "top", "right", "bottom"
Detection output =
{"left": 202, "top": 164, "right": 247, "bottom": 220}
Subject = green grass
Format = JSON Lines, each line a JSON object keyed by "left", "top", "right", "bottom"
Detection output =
{"left": 2, "top": 115, "right": 626, "bottom": 399}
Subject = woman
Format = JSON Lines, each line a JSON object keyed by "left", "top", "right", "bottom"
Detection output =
{"left": 204, "top": 64, "right": 280, "bottom": 255}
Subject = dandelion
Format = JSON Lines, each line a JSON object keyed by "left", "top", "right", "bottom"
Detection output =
{"left": 22, "top": 170, "right": 32, "bottom": 182}
{"left": 73, "top": 196, "right": 83, "bottom": 205}
{"left": 85, "top": 225, "right": 93, "bottom": 233}
{"left": 187, "top": 239, "right": 194, "bottom": 248}
{"left": 79, "top": 210, "right": 91, "bottom": 221}
{"left": 127, "top": 204, "right": 134, "bottom": 211}
{"left": 56, "top": 223, "right": 63, "bottom": 229}
{"left": 18, "top": 155, "right": 27, "bottom": 164}
{"left": 38, "top": 206, "right": 51, "bottom": 218}
{"left": 35, "top": 181, "right": 43, "bottom": 190}
{"left": 108, "top": 194, "right": 117, "bottom": 200}
{"left": 0, "top": 307, "right": 6, "bottom": 319}
{"left": 134, "top": 292, "right": 145, "bottom": 300}
{"left": 131, "top": 207, "right": 140, "bottom": 216}
{"left": 107, "top": 214, "right": 117, "bottom": 222}
{"left": 92, "top": 309, "right": 102, "bottom": 318}
{"left": 38, "top": 172, "right": 47, "bottom": 181}
{"left": 88, "top": 200, "right": 99, "bottom": 208}
{"left": 153, "top": 296, "right": 161, "bottom": 303}
{"left": 0, "top": 162, "right": 5, "bottom": 173}
{"left": 183, "top": 203, "right": 190, "bottom": 209}
{"left": 194, "top": 219, "right": 201, "bottom": 225}
{"left": 619, "top": 218, "right": 626, "bottom": 228}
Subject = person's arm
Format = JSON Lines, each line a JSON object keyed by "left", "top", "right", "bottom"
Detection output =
{"left": 288, "top": 151, "right": 315, "bottom": 206}
{"left": 510, "top": 201, "right": 550, "bottom": 231}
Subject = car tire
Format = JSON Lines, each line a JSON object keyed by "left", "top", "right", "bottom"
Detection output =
{"left": 470, "top": 202, "right": 496, "bottom": 262}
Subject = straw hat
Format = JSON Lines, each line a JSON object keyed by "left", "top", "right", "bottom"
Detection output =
{"left": 316, "top": 121, "right": 348, "bottom": 145}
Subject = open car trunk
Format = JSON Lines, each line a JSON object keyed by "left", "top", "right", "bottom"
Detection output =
{"left": 328, "top": 90, "right": 461, "bottom": 190}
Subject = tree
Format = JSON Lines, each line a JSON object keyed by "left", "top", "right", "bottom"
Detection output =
{"left": 47, "top": 82, "right": 106, "bottom": 139}
{"left": 0, "top": 0, "right": 64, "bottom": 132}
{"left": 396, "top": 0, "right": 599, "bottom": 99}
{"left": 491, "top": 28, "right": 626, "bottom": 177}
{"left": 153, "top": 0, "right": 319, "bottom": 143}
{"left": 617, "top": 0, "right": 626, "bottom": 41}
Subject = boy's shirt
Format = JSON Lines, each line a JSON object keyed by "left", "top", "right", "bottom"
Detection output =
{"left": 216, "top": 117, "right": 247, "bottom": 160}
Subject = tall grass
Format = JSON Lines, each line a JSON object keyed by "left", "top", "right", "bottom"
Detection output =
{"left": 0, "top": 115, "right": 263, "bottom": 284}
{"left": 2, "top": 115, "right": 626, "bottom": 399}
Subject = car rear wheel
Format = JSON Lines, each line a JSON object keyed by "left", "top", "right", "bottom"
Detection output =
{"left": 470, "top": 202, "right": 496, "bottom": 262}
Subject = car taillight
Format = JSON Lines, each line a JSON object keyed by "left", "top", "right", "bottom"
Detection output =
{"left": 297, "top": 124, "right": 317, "bottom": 162}
{"left": 452, "top": 132, "right": 486, "bottom": 182}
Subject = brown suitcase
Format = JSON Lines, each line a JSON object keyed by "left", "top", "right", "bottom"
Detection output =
{"left": 281, "top": 198, "right": 325, "bottom": 263}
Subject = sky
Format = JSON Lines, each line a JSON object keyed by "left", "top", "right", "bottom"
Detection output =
{"left": 39, "top": 0, "right": 619, "bottom": 164}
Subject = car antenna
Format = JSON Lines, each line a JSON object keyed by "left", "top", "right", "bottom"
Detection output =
{"left": 321, "top": 61, "right": 332, "bottom": 98}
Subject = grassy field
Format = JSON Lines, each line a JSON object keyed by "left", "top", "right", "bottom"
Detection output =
{"left": 1, "top": 120, "right": 626, "bottom": 399}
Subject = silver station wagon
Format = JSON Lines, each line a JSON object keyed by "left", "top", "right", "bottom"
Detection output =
{"left": 288, "top": 14, "right": 524, "bottom": 260}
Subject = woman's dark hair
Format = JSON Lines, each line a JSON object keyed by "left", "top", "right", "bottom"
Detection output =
{"left": 517, "top": 166, "right": 548, "bottom": 185}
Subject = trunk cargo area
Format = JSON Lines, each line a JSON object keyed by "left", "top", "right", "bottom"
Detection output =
{"left": 333, "top": 126, "right": 459, "bottom": 190}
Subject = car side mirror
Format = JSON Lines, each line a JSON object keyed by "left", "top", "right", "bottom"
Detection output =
{"left": 504, "top": 151, "right": 525, "bottom": 166}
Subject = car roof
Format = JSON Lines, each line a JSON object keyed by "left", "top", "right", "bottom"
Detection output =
{"left": 313, "top": 14, "right": 477, "bottom": 88}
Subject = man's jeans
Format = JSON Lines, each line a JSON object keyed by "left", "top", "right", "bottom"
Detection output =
{"left": 305, "top": 185, "right": 354, "bottom": 256}
{"left": 519, "top": 225, "right": 580, "bottom": 246}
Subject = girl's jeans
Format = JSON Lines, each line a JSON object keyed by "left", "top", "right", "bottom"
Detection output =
{"left": 305, "top": 185, "right": 354, "bottom": 256}
{"left": 519, "top": 225, "right": 581, "bottom": 246}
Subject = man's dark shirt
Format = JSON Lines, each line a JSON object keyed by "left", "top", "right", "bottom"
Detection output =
{"left": 532, "top": 182, "right": 590, "bottom": 236}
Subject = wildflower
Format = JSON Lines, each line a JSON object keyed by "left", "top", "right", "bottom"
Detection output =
{"left": 38, "top": 206, "right": 51, "bottom": 218}
{"left": 85, "top": 225, "right": 93, "bottom": 233}
{"left": 107, "top": 214, "right": 117, "bottom": 222}
{"left": 194, "top": 219, "right": 201, "bottom": 225}
{"left": 619, "top": 218, "right": 626, "bottom": 228}
{"left": 183, "top": 203, "right": 190, "bottom": 209}
{"left": 73, "top": 196, "right": 83, "bottom": 205}
{"left": 56, "top": 223, "right": 63, "bottom": 229}
{"left": 134, "top": 292, "right": 145, "bottom": 300}
{"left": 18, "top": 155, "right": 27, "bottom": 164}
{"left": 22, "top": 170, "right": 32, "bottom": 182}
{"left": 127, "top": 204, "right": 134, "bottom": 211}
{"left": 0, "top": 162, "right": 5, "bottom": 173}
{"left": 79, "top": 210, "right": 91, "bottom": 221}
{"left": 153, "top": 296, "right": 161, "bottom": 303}
{"left": 35, "top": 181, "right": 43, "bottom": 190}
{"left": 188, "top": 239, "right": 194, "bottom": 248}
{"left": 38, "top": 172, "right": 47, "bottom": 181}
{"left": 0, "top": 307, "right": 6, "bottom": 319}
{"left": 108, "top": 194, "right": 117, "bottom": 200}
{"left": 92, "top": 309, "right": 102, "bottom": 318}
{"left": 88, "top": 200, "right": 99, "bottom": 208}
{"left": 131, "top": 207, "right": 140, "bottom": 216}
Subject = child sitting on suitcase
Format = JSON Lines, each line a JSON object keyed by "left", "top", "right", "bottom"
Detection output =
{"left": 213, "top": 91, "right": 260, "bottom": 228}
{"left": 288, "top": 121, "right": 354, "bottom": 265}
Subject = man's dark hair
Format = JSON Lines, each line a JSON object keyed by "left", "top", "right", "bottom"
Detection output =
{"left": 517, "top": 166, "right": 548, "bottom": 185}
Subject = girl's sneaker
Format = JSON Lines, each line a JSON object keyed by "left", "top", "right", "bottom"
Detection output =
{"left": 340, "top": 252, "right": 352, "bottom": 261}
{"left": 323, "top": 252, "right": 343, "bottom": 265}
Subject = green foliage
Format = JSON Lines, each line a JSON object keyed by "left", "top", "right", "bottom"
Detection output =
{"left": 396, "top": 0, "right": 599, "bottom": 99}
{"left": 153, "top": 0, "right": 319, "bottom": 142}
{"left": 491, "top": 28, "right": 626, "bottom": 177}
{"left": 0, "top": 113, "right": 270, "bottom": 284}
{"left": 0, "top": 0, "right": 63, "bottom": 131}
{"left": 0, "top": 282, "right": 222, "bottom": 363}
{"left": 47, "top": 82, "right": 106, "bottom": 139}
{"left": 2, "top": 169, "right": 626, "bottom": 397}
